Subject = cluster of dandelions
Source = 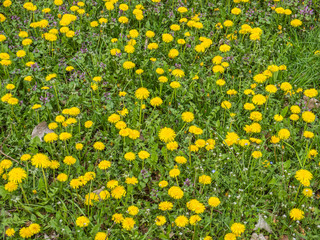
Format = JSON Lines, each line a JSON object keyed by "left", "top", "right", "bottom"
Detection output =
{"left": 0, "top": 0, "right": 319, "bottom": 239}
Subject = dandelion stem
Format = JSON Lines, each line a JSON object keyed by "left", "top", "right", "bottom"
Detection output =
{"left": 53, "top": 83, "right": 61, "bottom": 111}
{"left": 189, "top": 138, "right": 192, "bottom": 167}
{"left": 139, "top": 99, "right": 143, "bottom": 128}
{"left": 192, "top": 224, "right": 197, "bottom": 240}
{"left": 42, "top": 168, "right": 49, "bottom": 198}
{"left": 283, "top": 141, "right": 302, "bottom": 167}
{"left": 302, "top": 141, "right": 309, "bottom": 167}
{"left": 165, "top": 147, "right": 168, "bottom": 164}
{"left": 20, "top": 184, "right": 29, "bottom": 204}
{"left": 37, "top": 111, "right": 40, "bottom": 123}
{"left": 11, "top": 106, "right": 20, "bottom": 123}
{"left": 25, "top": 162, "right": 29, "bottom": 184}
{"left": 65, "top": 141, "right": 70, "bottom": 155}
{"left": 294, "top": 184, "right": 301, "bottom": 203}
{"left": 159, "top": 83, "right": 163, "bottom": 97}
{"left": 209, "top": 207, "right": 214, "bottom": 231}
{"left": 88, "top": 180, "right": 93, "bottom": 216}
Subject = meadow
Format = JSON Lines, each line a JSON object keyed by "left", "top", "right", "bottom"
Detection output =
{"left": 0, "top": 0, "right": 320, "bottom": 239}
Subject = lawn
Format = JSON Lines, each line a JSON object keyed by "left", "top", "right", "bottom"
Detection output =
{"left": 0, "top": 0, "right": 320, "bottom": 239}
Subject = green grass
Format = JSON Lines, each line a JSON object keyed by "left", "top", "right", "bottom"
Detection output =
{"left": 0, "top": 0, "right": 320, "bottom": 239}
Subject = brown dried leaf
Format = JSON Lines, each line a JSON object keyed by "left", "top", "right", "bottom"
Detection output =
{"left": 302, "top": 96, "right": 319, "bottom": 110}
{"left": 251, "top": 233, "right": 267, "bottom": 240}
{"left": 273, "top": 216, "right": 278, "bottom": 223}
{"left": 92, "top": 186, "right": 106, "bottom": 201}
{"left": 254, "top": 214, "right": 272, "bottom": 233}
{"left": 31, "top": 121, "right": 53, "bottom": 142}
{"left": 299, "top": 226, "right": 306, "bottom": 235}
{"left": 279, "top": 235, "right": 289, "bottom": 240}
{"left": 44, "top": 232, "right": 60, "bottom": 240}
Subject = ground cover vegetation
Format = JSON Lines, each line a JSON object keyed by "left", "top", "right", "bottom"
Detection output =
{"left": 0, "top": 0, "right": 320, "bottom": 239}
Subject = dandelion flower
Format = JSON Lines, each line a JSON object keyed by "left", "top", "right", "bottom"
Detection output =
{"left": 93, "top": 141, "right": 105, "bottom": 151}
{"left": 168, "top": 186, "right": 184, "bottom": 199}
{"left": 175, "top": 156, "right": 187, "bottom": 164}
{"left": 123, "top": 61, "right": 135, "bottom": 69}
{"left": 302, "top": 111, "right": 315, "bottom": 123}
{"left": 224, "top": 132, "right": 239, "bottom": 146}
{"left": 208, "top": 197, "right": 221, "bottom": 207}
{"left": 166, "top": 141, "right": 178, "bottom": 151}
{"left": 158, "top": 201, "right": 173, "bottom": 211}
{"left": 290, "top": 208, "right": 304, "bottom": 220}
{"left": 125, "top": 177, "right": 138, "bottom": 185}
{"left": 224, "top": 233, "right": 236, "bottom": 240}
{"left": 124, "top": 152, "right": 136, "bottom": 161}
{"left": 295, "top": 169, "right": 313, "bottom": 186}
{"left": 111, "top": 185, "right": 126, "bottom": 199}
{"left": 150, "top": 97, "right": 163, "bottom": 107}
{"left": 278, "top": 129, "right": 290, "bottom": 140}
{"left": 108, "top": 114, "right": 120, "bottom": 123}
{"left": 252, "top": 151, "right": 262, "bottom": 159}
{"left": 8, "top": 168, "right": 27, "bottom": 183}
{"left": 5, "top": 181, "right": 18, "bottom": 192}
{"left": 171, "top": 69, "right": 185, "bottom": 78}
{"left": 59, "top": 132, "right": 72, "bottom": 141}
{"left": 57, "top": 173, "right": 68, "bottom": 182}
{"left": 175, "top": 216, "right": 188, "bottom": 227}
{"left": 75, "top": 143, "right": 83, "bottom": 150}
{"left": 231, "top": 7, "right": 241, "bottom": 15}
{"left": 304, "top": 88, "right": 318, "bottom": 98}
{"left": 5, "top": 228, "right": 15, "bottom": 237}
{"left": 189, "top": 215, "right": 201, "bottom": 225}
{"left": 231, "top": 223, "right": 245, "bottom": 236}
{"left": 169, "top": 168, "right": 180, "bottom": 178}
{"left": 290, "top": 105, "right": 301, "bottom": 114}
{"left": 29, "top": 223, "right": 40, "bottom": 234}
{"left": 43, "top": 133, "right": 58, "bottom": 143}
{"left": 219, "top": 44, "right": 231, "bottom": 52}
{"left": 170, "top": 81, "right": 181, "bottom": 89}
{"left": 181, "top": 112, "right": 194, "bottom": 122}
{"left": 63, "top": 156, "right": 76, "bottom": 165}
{"left": 159, "top": 180, "right": 168, "bottom": 188}
{"left": 221, "top": 101, "right": 231, "bottom": 109}
{"left": 128, "top": 206, "right": 139, "bottom": 216}
{"left": 155, "top": 216, "right": 166, "bottom": 226}
{"left": 162, "top": 33, "right": 173, "bottom": 43}
{"left": 107, "top": 180, "right": 118, "bottom": 189}
{"left": 122, "top": 217, "right": 135, "bottom": 230}
{"left": 280, "top": 82, "right": 292, "bottom": 91}
{"left": 84, "top": 193, "right": 99, "bottom": 206}
{"left": 303, "top": 131, "right": 314, "bottom": 139}
{"left": 98, "top": 160, "right": 111, "bottom": 170}
{"left": 159, "top": 127, "right": 176, "bottom": 143}
{"left": 199, "top": 175, "right": 211, "bottom": 185}
{"left": 19, "top": 227, "right": 33, "bottom": 238}
{"left": 302, "top": 188, "right": 313, "bottom": 197}
{"left": 135, "top": 87, "right": 150, "bottom": 100}
{"left": 0, "top": 159, "right": 12, "bottom": 169}
{"left": 252, "top": 94, "right": 266, "bottom": 105}
{"left": 138, "top": 151, "right": 150, "bottom": 159}
{"left": 290, "top": 19, "right": 302, "bottom": 27}
{"left": 112, "top": 213, "right": 124, "bottom": 223}
{"left": 95, "top": 232, "right": 107, "bottom": 240}
{"left": 76, "top": 216, "right": 90, "bottom": 228}
{"left": 99, "top": 190, "right": 110, "bottom": 200}
{"left": 187, "top": 199, "right": 205, "bottom": 213}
